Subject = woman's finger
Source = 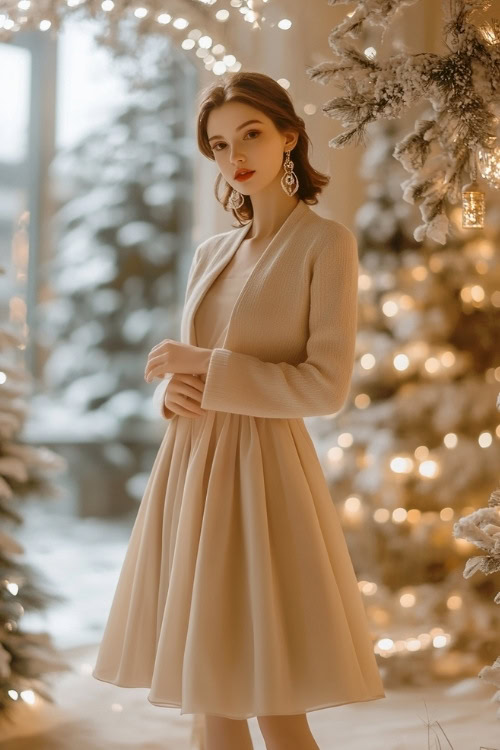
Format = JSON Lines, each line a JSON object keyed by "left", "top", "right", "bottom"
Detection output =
{"left": 176, "top": 382, "right": 204, "bottom": 403}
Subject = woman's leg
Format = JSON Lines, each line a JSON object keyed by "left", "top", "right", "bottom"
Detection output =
{"left": 257, "top": 713, "right": 320, "bottom": 750}
{"left": 204, "top": 714, "right": 254, "bottom": 750}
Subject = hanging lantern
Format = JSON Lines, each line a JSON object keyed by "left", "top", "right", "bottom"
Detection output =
{"left": 461, "top": 179, "right": 485, "bottom": 228}
{"left": 477, "top": 140, "right": 500, "bottom": 190}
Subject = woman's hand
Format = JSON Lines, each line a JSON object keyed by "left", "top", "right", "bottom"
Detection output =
{"left": 163, "top": 373, "right": 207, "bottom": 418}
{"left": 144, "top": 339, "right": 212, "bottom": 382}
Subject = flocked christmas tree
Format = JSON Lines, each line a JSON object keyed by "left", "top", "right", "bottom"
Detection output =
{"left": 0, "top": 254, "right": 69, "bottom": 721}
{"left": 308, "top": 119, "right": 500, "bottom": 689}
{"left": 307, "top": 0, "right": 500, "bottom": 242}
{"left": 35, "top": 35, "right": 196, "bottom": 437}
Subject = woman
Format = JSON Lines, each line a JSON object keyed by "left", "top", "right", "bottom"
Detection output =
{"left": 92, "top": 71, "right": 386, "bottom": 750}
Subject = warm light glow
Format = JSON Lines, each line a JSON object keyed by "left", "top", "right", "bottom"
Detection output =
{"left": 399, "top": 294, "right": 414, "bottom": 309}
{"left": 181, "top": 39, "right": 195, "bottom": 49}
{"left": 411, "top": 265, "right": 428, "bottom": 280}
{"left": 382, "top": 300, "right": 398, "bottom": 317}
{"left": 433, "top": 634, "right": 449, "bottom": 648}
{"left": 360, "top": 353, "right": 376, "bottom": 370}
{"left": 470, "top": 284, "right": 485, "bottom": 302}
{"left": 327, "top": 446, "right": 344, "bottom": 463}
{"left": 440, "top": 350, "right": 455, "bottom": 367}
{"left": 475, "top": 259, "right": 489, "bottom": 274}
{"left": 157, "top": 13, "right": 171, "bottom": 24}
{"left": 277, "top": 78, "right": 290, "bottom": 89}
{"left": 354, "top": 393, "right": 371, "bottom": 408}
{"left": 101, "top": 0, "right": 114, "bottom": 10}
{"left": 414, "top": 445, "right": 429, "bottom": 460}
{"left": 358, "top": 273, "right": 372, "bottom": 290}
{"left": 429, "top": 256, "right": 444, "bottom": 272}
{"left": 418, "top": 459, "right": 439, "bottom": 478}
{"left": 20, "top": 690, "right": 35, "bottom": 705}
{"left": 424, "top": 357, "right": 440, "bottom": 374}
{"left": 478, "top": 431, "right": 493, "bottom": 448}
{"left": 304, "top": 103, "right": 317, "bottom": 115}
{"left": 480, "top": 21, "right": 500, "bottom": 44}
{"left": 446, "top": 594, "right": 462, "bottom": 610}
{"left": 338, "top": 432, "right": 353, "bottom": 448}
{"left": 134, "top": 7, "right": 148, "bottom": 18}
{"left": 278, "top": 18, "right": 292, "bottom": 29}
{"left": 213, "top": 61, "right": 227, "bottom": 75}
{"left": 444, "top": 432, "right": 458, "bottom": 448}
{"left": 216, "top": 9, "right": 230, "bottom": 21}
{"left": 377, "top": 638, "right": 394, "bottom": 652}
{"left": 364, "top": 46, "right": 377, "bottom": 59}
{"left": 344, "top": 496, "right": 361, "bottom": 513}
{"left": 374, "top": 508, "right": 390, "bottom": 523}
{"left": 359, "top": 580, "right": 378, "bottom": 595}
{"left": 6, "top": 582, "right": 19, "bottom": 595}
{"left": 491, "top": 291, "right": 500, "bottom": 307}
{"left": 406, "top": 638, "right": 422, "bottom": 652}
{"left": 39, "top": 19, "right": 51, "bottom": 30}
{"left": 392, "top": 508, "right": 408, "bottom": 523}
{"left": 440, "top": 507, "right": 454, "bottom": 521}
{"left": 173, "top": 17, "right": 190, "bottom": 29}
{"left": 390, "top": 456, "right": 414, "bottom": 473}
{"left": 407, "top": 509, "right": 422, "bottom": 523}
{"left": 393, "top": 353, "right": 409, "bottom": 371}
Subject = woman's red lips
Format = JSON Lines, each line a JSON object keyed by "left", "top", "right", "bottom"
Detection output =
{"left": 235, "top": 170, "right": 255, "bottom": 181}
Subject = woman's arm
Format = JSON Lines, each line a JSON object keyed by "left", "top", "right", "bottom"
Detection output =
{"left": 199, "top": 226, "right": 359, "bottom": 419}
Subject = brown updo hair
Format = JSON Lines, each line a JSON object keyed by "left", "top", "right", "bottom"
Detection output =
{"left": 197, "top": 71, "right": 330, "bottom": 226}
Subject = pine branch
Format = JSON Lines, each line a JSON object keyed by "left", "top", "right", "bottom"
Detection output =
{"left": 310, "top": 0, "right": 500, "bottom": 241}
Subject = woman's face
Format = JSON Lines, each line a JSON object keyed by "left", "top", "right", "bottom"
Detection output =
{"left": 206, "top": 101, "right": 296, "bottom": 197}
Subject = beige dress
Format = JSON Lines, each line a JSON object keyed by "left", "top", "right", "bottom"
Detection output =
{"left": 92, "top": 211, "right": 386, "bottom": 719}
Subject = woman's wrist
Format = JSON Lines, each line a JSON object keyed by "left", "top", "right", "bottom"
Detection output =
{"left": 199, "top": 347, "right": 213, "bottom": 374}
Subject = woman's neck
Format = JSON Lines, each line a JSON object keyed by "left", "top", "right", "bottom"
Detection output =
{"left": 246, "top": 194, "right": 300, "bottom": 241}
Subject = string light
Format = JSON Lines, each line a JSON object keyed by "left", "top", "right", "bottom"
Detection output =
{"left": 0, "top": 1, "right": 291, "bottom": 79}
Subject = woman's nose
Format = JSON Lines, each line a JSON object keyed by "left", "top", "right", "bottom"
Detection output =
{"left": 229, "top": 147, "right": 245, "bottom": 163}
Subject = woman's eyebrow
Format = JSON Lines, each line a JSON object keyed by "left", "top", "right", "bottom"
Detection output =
{"left": 208, "top": 119, "right": 264, "bottom": 142}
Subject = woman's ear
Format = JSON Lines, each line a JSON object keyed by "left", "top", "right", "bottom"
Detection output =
{"left": 284, "top": 132, "right": 299, "bottom": 152}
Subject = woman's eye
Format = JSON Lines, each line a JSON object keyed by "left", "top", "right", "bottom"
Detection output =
{"left": 212, "top": 130, "right": 260, "bottom": 151}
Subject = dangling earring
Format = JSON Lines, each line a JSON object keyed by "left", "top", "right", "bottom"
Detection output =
{"left": 281, "top": 149, "right": 299, "bottom": 196}
{"left": 228, "top": 188, "right": 244, "bottom": 210}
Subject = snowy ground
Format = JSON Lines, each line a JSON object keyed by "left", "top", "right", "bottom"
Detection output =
{"left": 0, "top": 496, "right": 498, "bottom": 750}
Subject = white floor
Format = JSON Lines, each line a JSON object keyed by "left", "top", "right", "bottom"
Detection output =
{"left": 0, "top": 497, "right": 498, "bottom": 750}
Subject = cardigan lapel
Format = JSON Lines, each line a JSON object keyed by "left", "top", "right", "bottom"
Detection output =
{"left": 186, "top": 199, "right": 310, "bottom": 348}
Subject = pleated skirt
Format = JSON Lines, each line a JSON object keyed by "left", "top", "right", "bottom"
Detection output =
{"left": 92, "top": 408, "right": 386, "bottom": 718}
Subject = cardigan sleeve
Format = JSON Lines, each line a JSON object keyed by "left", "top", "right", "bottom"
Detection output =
{"left": 152, "top": 239, "right": 208, "bottom": 421}
{"left": 200, "top": 227, "right": 359, "bottom": 419}
{"left": 152, "top": 374, "right": 175, "bottom": 420}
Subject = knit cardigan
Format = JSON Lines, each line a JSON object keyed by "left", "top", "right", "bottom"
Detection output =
{"left": 152, "top": 198, "right": 358, "bottom": 420}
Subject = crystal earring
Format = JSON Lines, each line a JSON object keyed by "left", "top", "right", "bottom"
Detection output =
{"left": 228, "top": 188, "right": 244, "bottom": 209}
{"left": 281, "top": 150, "right": 299, "bottom": 196}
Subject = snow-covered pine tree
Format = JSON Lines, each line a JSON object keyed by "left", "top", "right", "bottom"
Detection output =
{"left": 308, "top": 119, "right": 500, "bottom": 688}
{"left": 307, "top": 0, "right": 500, "bottom": 243}
{"left": 453, "top": 390, "right": 500, "bottom": 718}
{"left": 36, "top": 37, "right": 195, "bottom": 441}
{"left": 0, "top": 260, "right": 68, "bottom": 721}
